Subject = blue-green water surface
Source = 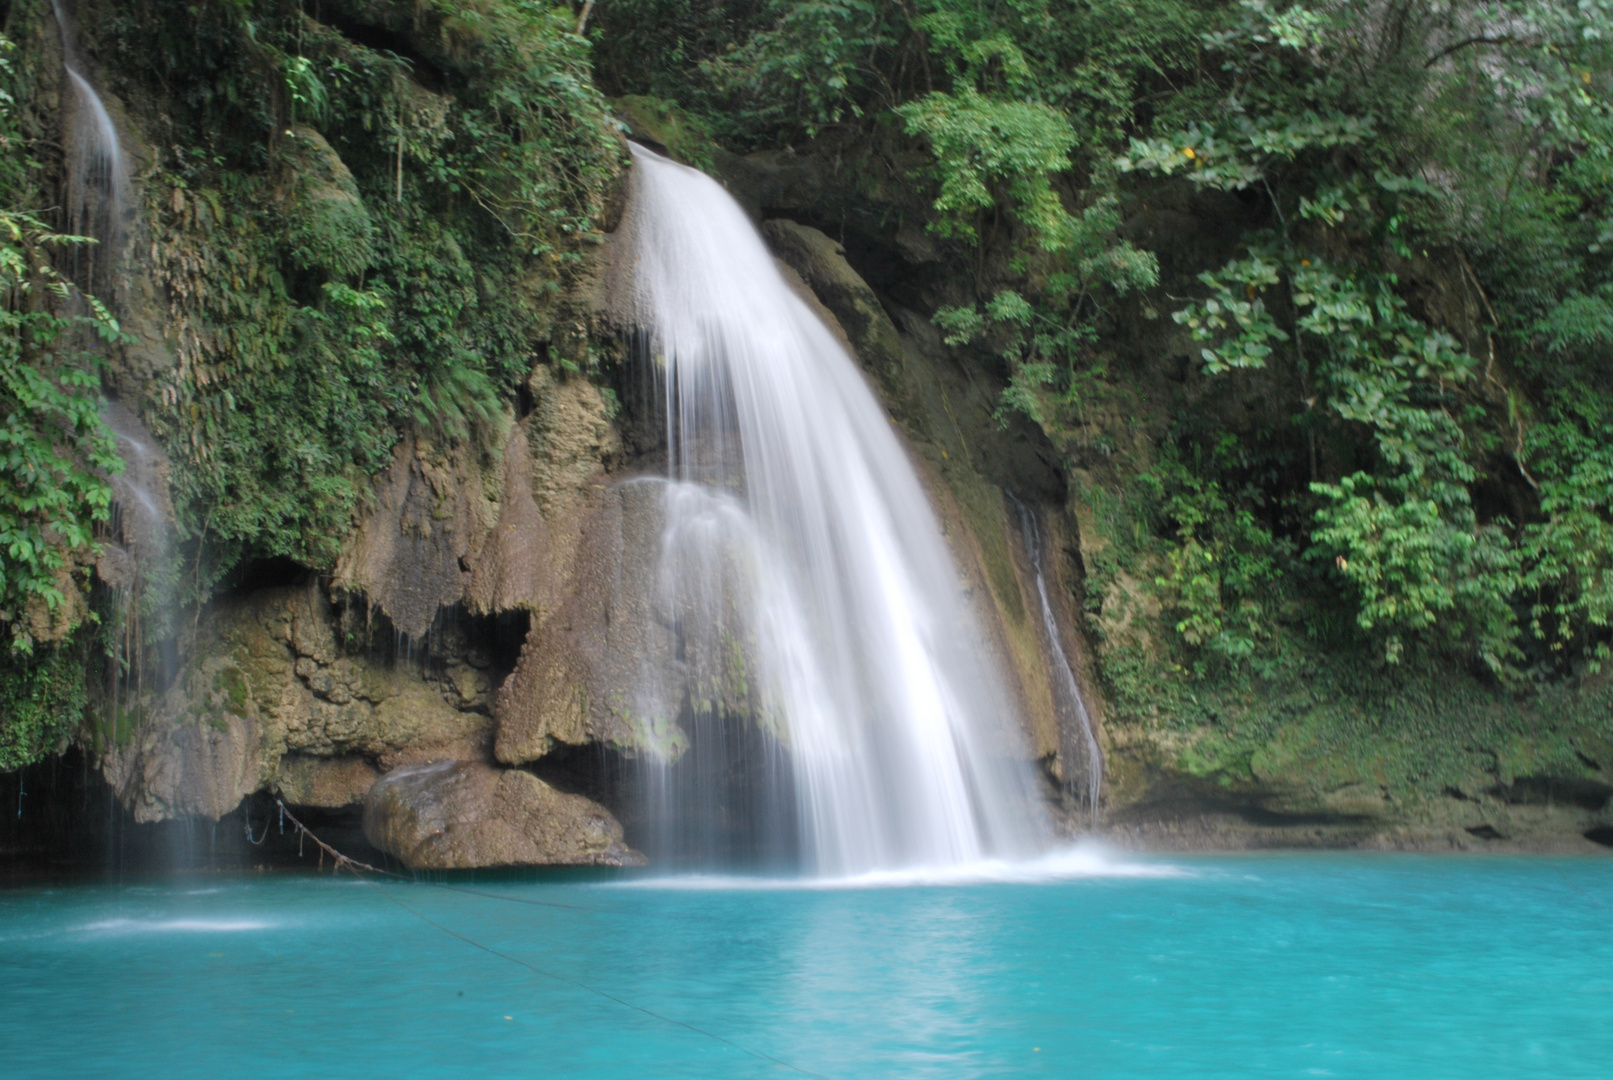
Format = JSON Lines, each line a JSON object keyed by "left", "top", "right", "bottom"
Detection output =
{"left": 2, "top": 852, "right": 1609, "bottom": 1078}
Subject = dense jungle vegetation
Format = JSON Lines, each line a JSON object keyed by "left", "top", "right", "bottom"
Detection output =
{"left": 3, "top": 0, "right": 1613, "bottom": 792}
{"left": 592, "top": 0, "right": 1613, "bottom": 789}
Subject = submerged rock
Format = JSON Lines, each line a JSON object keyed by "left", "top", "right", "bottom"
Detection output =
{"left": 362, "top": 760, "right": 643, "bottom": 869}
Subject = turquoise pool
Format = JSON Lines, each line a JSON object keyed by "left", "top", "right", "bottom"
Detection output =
{"left": 2, "top": 850, "right": 1609, "bottom": 1078}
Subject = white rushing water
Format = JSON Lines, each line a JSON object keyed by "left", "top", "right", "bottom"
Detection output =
{"left": 1011, "top": 495, "right": 1103, "bottom": 821}
{"left": 51, "top": 0, "right": 128, "bottom": 282}
{"left": 623, "top": 144, "right": 1048, "bottom": 875}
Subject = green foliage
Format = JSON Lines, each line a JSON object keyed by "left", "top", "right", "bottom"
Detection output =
{"left": 697, "top": 1, "right": 886, "bottom": 137}
{"left": 0, "top": 31, "right": 122, "bottom": 654}
{"left": 98, "top": 0, "right": 623, "bottom": 578}
{"left": 1517, "top": 391, "right": 1613, "bottom": 667}
{"left": 1311, "top": 474, "right": 1521, "bottom": 670}
{"left": 0, "top": 641, "right": 89, "bottom": 771}
{"left": 897, "top": 87, "right": 1075, "bottom": 246}
{"left": 935, "top": 194, "right": 1156, "bottom": 430}
{"left": 1105, "top": 1, "right": 1613, "bottom": 678}
{"left": 1173, "top": 255, "right": 1286, "bottom": 373}
{"left": 0, "top": 213, "right": 124, "bottom": 652}
{"left": 1143, "top": 444, "right": 1287, "bottom": 666}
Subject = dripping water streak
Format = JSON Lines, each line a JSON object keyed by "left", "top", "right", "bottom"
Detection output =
{"left": 1011, "top": 494, "right": 1102, "bottom": 824}
{"left": 625, "top": 145, "right": 1048, "bottom": 875}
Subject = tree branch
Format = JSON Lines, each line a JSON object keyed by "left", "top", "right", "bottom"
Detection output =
{"left": 1424, "top": 36, "right": 1515, "bottom": 68}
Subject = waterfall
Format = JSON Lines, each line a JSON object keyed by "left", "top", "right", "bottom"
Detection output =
{"left": 51, "top": 0, "right": 128, "bottom": 294}
{"left": 47, "top": 5, "right": 177, "bottom": 710}
{"left": 1010, "top": 495, "right": 1103, "bottom": 823}
{"left": 622, "top": 145, "right": 1048, "bottom": 875}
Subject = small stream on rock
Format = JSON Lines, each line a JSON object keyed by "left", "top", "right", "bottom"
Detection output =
{"left": 50, "top": 0, "right": 181, "bottom": 716}
{"left": 51, "top": 0, "right": 127, "bottom": 297}
{"left": 1010, "top": 493, "right": 1103, "bottom": 822}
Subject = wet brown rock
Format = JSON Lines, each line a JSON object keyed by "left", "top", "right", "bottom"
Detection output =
{"left": 761, "top": 219, "right": 909, "bottom": 400}
{"left": 495, "top": 479, "right": 665, "bottom": 763}
{"left": 362, "top": 760, "right": 643, "bottom": 869}
{"left": 105, "top": 581, "right": 489, "bottom": 821}
{"left": 469, "top": 424, "right": 550, "bottom": 614}
{"left": 333, "top": 432, "right": 491, "bottom": 640}
{"left": 105, "top": 705, "right": 262, "bottom": 824}
{"left": 276, "top": 754, "right": 379, "bottom": 808}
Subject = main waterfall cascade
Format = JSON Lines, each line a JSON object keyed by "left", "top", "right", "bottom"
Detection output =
{"left": 621, "top": 144, "right": 1050, "bottom": 875}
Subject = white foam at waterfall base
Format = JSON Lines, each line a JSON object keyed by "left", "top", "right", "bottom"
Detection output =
{"left": 625, "top": 145, "right": 1051, "bottom": 876}
{"left": 614, "top": 842, "right": 1186, "bottom": 891}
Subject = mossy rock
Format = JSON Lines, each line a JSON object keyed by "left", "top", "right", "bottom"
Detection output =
{"left": 282, "top": 126, "right": 375, "bottom": 277}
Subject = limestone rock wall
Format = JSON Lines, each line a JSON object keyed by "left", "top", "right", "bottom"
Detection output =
{"left": 101, "top": 143, "right": 1093, "bottom": 863}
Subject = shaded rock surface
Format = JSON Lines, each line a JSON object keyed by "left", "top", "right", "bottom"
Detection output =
{"left": 362, "top": 760, "right": 643, "bottom": 869}
{"left": 104, "top": 581, "right": 493, "bottom": 823}
{"left": 275, "top": 755, "right": 381, "bottom": 809}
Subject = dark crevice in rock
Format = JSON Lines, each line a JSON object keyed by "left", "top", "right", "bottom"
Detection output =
{"left": 611, "top": 332, "right": 672, "bottom": 461}
{"left": 526, "top": 741, "right": 634, "bottom": 828}
{"left": 331, "top": 599, "right": 530, "bottom": 711}
{"left": 0, "top": 753, "right": 389, "bottom": 875}
{"left": 1492, "top": 776, "right": 1613, "bottom": 811}
{"left": 225, "top": 555, "right": 312, "bottom": 594}
{"left": 1466, "top": 824, "right": 1504, "bottom": 841}
{"left": 1583, "top": 825, "right": 1613, "bottom": 848}
{"left": 252, "top": 794, "right": 391, "bottom": 869}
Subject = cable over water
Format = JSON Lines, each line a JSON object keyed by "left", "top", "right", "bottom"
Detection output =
{"left": 621, "top": 145, "right": 1048, "bottom": 876}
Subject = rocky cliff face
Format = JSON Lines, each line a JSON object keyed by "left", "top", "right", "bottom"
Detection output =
{"left": 86, "top": 114, "right": 1108, "bottom": 866}
{"left": 96, "top": 324, "right": 651, "bottom": 865}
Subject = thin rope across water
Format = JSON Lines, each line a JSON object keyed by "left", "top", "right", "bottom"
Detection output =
{"left": 273, "top": 799, "right": 832, "bottom": 1080}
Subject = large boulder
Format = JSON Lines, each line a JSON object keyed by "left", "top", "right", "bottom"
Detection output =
{"left": 362, "top": 760, "right": 643, "bottom": 869}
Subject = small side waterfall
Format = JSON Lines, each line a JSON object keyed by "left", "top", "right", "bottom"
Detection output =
{"left": 623, "top": 145, "right": 1048, "bottom": 875}
{"left": 1010, "top": 495, "right": 1103, "bottom": 822}
{"left": 51, "top": 0, "right": 128, "bottom": 295}
{"left": 101, "top": 401, "right": 180, "bottom": 695}
{"left": 47, "top": 5, "right": 178, "bottom": 714}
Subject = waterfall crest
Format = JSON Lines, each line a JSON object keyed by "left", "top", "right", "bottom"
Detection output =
{"left": 51, "top": 0, "right": 128, "bottom": 293}
{"left": 623, "top": 145, "right": 1047, "bottom": 875}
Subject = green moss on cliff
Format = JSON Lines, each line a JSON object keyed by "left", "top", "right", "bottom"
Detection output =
{"left": 94, "top": 0, "right": 623, "bottom": 582}
{"left": 0, "top": 642, "right": 89, "bottom": 771}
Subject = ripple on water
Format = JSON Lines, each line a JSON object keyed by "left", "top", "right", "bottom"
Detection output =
{"left": 75, "top": 918, "right": 278, "bottom": 935}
